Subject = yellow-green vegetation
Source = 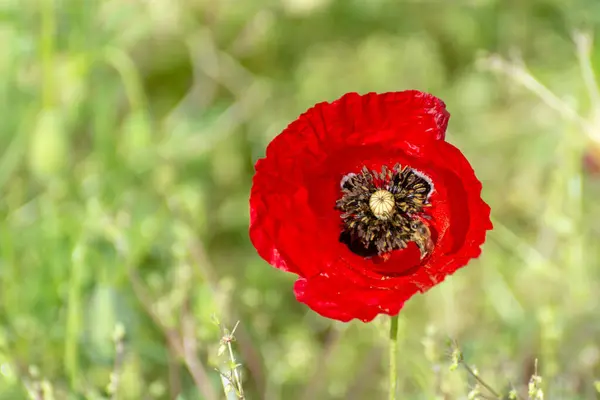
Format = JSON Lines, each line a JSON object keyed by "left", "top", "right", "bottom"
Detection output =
{"left": 2, "top": 0, "right": 600, "bottom": 399}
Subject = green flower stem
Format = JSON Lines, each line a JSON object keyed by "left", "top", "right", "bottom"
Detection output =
{"left": 389, "top": 315, "right": 399, "bottom": 400}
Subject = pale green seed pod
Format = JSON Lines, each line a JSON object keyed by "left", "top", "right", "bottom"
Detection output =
{"left": 28, "top": 109, "right": 68, "bottom": 180}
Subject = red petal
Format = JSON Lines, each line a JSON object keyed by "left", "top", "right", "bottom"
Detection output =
{"left": 294, "top": 272, "right": 419, "bottom": 323}
{"left": 288, "top": 91, "right": 449, "bottom": 152}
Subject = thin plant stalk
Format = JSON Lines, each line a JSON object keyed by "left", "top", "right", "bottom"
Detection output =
{"left": 217, "top": 320, "right": 245, "bottom": 399}
{"left": 461, "top": 361, "right": 502, "bottom": 399}
{"left": 389, "top": 315, "right": 399, "bottom": 400}
{"left": 227, "top": 322, "right": 245, "bottom": 399}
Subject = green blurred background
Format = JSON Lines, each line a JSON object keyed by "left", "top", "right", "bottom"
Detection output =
{"left": 2, "top": 0, "right": 600, "bottom": 399}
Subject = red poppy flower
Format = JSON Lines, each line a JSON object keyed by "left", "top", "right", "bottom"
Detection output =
{"left": 249, "top": 91, "right": 492, "bottom": 322}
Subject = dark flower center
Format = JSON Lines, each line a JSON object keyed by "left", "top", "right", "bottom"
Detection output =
{"left": 335, "top": 164, "right": 434, "bottom": 259}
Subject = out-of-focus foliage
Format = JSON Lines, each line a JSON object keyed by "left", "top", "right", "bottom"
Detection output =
{"left": 1, "top": 0, "right": 600, "bottom": 399}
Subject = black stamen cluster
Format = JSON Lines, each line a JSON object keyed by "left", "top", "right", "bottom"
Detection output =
{"left": 335, "top": 164, "right": 433, "bottom": 257}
